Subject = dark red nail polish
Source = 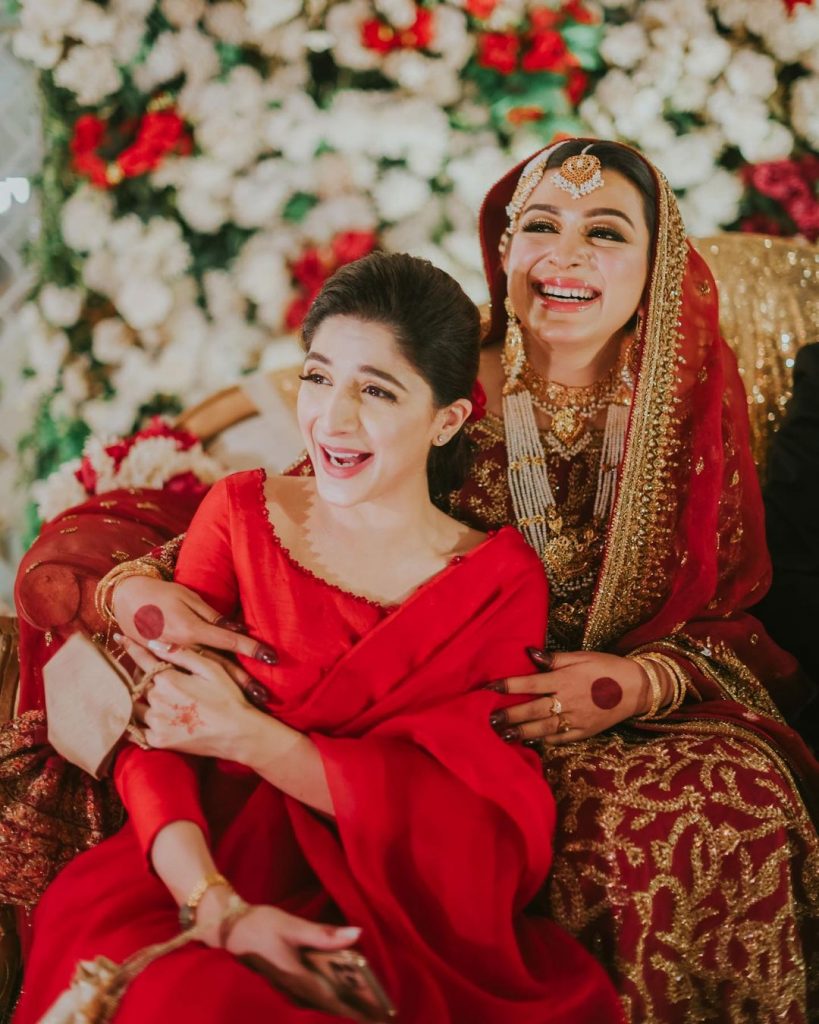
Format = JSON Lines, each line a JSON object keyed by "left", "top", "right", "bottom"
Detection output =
{"left": 253, "top": 644, "right": 278, "bottom": 666}
{"left": 489, "top": 710, "right": 507, "bottom": 730}
{"left": 502, "top": 728, "right": 520, "bottom": 744}
{"left": 216, "top": 617, "right": 247, "bottom": 634}
{"left": 527, "top": 646, "right": 554, "bottom": 670}
{"left": 484, "top": 680, "right": 507, "bottom": 694}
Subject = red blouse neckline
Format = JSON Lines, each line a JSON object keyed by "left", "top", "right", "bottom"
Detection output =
{"left": 254, "top": 468, "right": 497, "bottom": 613}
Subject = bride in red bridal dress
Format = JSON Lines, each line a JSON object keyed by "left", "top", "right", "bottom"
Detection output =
{"left": 14, "top": 253, "right": 622, "bottom": 1023}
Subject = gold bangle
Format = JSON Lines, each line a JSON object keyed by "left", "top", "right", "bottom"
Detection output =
{"left": 95, "top": 561, "right": 164, "bottom": 624}
{"left": 178, "top": 872, "right": 231, "bottom": 931}
{"left": 630, "top": 654, "right": 664, "bottom": 720}
{"left": 647, "top": 653, "right": 689, "bottom": 716}
{"left": 217, "top": 892, "right": 252, "bottom": 948}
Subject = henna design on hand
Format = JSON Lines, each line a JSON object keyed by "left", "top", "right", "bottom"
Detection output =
{"left": 170, "top": 701, "right": 204, "bottom": 736}
{"left": 591, "top": 676, "right": 623, "bottom": 710}
{"left": 134, "top": 604, "right": 165, "bottom": 641}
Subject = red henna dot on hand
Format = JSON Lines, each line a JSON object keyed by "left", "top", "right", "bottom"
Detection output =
{"left": 591, "top": 676, "right": 623, "bottom": 710}
{"left": 133, "top": 604, "right": 165, "bottom": 641}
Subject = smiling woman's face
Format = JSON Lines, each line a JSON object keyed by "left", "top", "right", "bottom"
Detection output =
{"left": 502, "top": 167, "right": 651, "bottom": 356}
{"left": 297, "top": 315, "right": 447, "bottom": 509}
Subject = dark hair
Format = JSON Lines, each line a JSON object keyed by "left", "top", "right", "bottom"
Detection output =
{"left": 301, "top": 251, "right": 481, "bottom": 507}
{"left": 544, "top": 139, "right": 658, "bottom": 242}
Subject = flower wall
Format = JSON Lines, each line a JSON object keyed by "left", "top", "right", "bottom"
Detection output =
{"left": 2, "top": 0, "right": 818, "bottom": 546}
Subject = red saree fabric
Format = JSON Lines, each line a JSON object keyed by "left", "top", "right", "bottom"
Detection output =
{"left": 15, "top": 469, "right": 622, "bottom": 1024}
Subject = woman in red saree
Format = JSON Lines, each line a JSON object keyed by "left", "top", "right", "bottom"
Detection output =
{"left": 102, "top": 141, "right": 819, "bottom": 1022}
{"left": 14, "top": 253, "right": 621, "bottom": 1023}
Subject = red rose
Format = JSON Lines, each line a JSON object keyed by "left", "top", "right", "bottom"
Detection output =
{"left": 133, "top": 416, "right": 199, "bottom": 451}
{"left": 522, "top": 29, "right": 569, "bottom": 73}
{"left": 118, "top": 110, "right": 189, "bottom": 178}
{"left": 782, "top": 0, "right": 814, "bottom": 14}
{"left": 468, "top": 380, "right": 488, "bottom": 422}
{"left": 477, "top": 32, "right": 520, "bottom": 75}
{"left": 399, "top": 9, "right": 434, "bottom": 49}
{"left": 506, "top": 106, "right": 545, "bottom": 125}
{"left": 565, "top": 66, "right": 589, "bottom": 106}
{"left": 787, "top": 194, "right": 819, "bottom": 240}
{"left": 285, "top": 294, "right": 314, "bottom": 331}
{"left": 331, "top": 230, "right": 377, "bottom": 266}
{"left": 465, "top": 0, "right": 500, "bottom": 18}
{"left": 739, "top": 214, "right": 785, "bottom": 236}
{"left": 361, "top": 18, "right": 398, "bottom": 53}
{"left": 561, "top": 0, "right": 597, "bottom": 23}
{"left": 529, "top": 8, "right": 562, "bottom": 31}
{"left": 748, "top": 161, "right": 810, "bottom": 203}
{"left": 291, "top": 249, "right": 328, "bottom": 292}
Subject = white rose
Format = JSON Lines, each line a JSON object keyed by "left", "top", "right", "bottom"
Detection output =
{"left": 12, "top": 29, "right": 62, "bottom": 69}
{"left": 600, "top": 23, "right": 648, "bottom": 70}
{"left": 683, "top": 34, "right": 731, "bottom": 81}
{"left": 671, "top": 74, "right": 710, "bottom": 113}
{"left": 160, "top": 0, "right": 206, "bottom": 28}
{"left": 650, "top": 131, "right": 721, "bottom": 191}
{"left": 245, "top": 0, "right": 301, "bottom": 33}
{"left": 374, "top": 0, "right": 417, "bottom": 29}
{"left": 234, "top": 241, "right": 292, "bottom": 307}
{"left": 133, "top": 31, "right": 182, "bottom": 92}
{"left": 203, "top": 2, "right": 249, "bottom": 44}
{"left": 92, "top": 318, "right": 134, "bottom": 364}
{"left": 373, "top": 168, "right": 432, "bottom": 222}
{"left": 82, "top": 250, "right": 117, "bottom": 296}
{"left": 724, "top": 49, "right": 778, "bottom": 100}
{"left": 791, "top": 75, "right": 819, "bottom": 149}
{"left": 429, "top": 6, "right": 471, "bottom": 67}
{"left": 203, "top": 270, "right": 247, "bottom": 320}
{"left": 116, "top": 278, "right": 174, "bottom": 331}
{"left": 231, "top": 161, "right": 294, "bottom": 230}
{"left": 62, "top": 358, "right": 91, "bottom": 404}
{"left": 83, "top": 397, "right": 140, "bottom": 441}
{"left": 53, "top": 45, "right": 122, "bottom": 105}
{"left": 383, "top": 52, "right": 462, "bottom": 105}
{"left": 74, "top": 1, "right": 116, "bottom": 45}
{"left": 677, "top": 169, "right": 743, "bottom": 236}
{"left": 302, "top": 195, "right": 378, "bottom": 243}
{"left": 110, "top": 15, "right": 145, "bottom": 63}
{"left": 264, "top": 94, "right": 325, "bottom": 163}
{"left": 742, "top": 121, "right": 793, "bottom": 163}
{"left": 325, "top": 2, "right": 382, "bottom": 71}
{"left": 28, "top": 326, "right": 70, "bottom": 386}
{"left": 441, "top": 229, "right": 483, "bottom": 273}
{"left": 176, "top": 27, "right": 220, "bottom": 88}
{"left": 19, "top": 0, "right": 81, "bottom": 34}
{"left": 39, "top": 284, "right": 85, "bottom": 327}
{"left": 447, "top": 146, "right": 511, "bottom": 210}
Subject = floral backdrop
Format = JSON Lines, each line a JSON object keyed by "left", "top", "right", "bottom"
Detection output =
{"left": 2, "top": 0, "right": 819, "bottom": 553}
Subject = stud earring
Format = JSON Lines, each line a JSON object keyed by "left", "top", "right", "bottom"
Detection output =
{"left": 436, "top": 433, "right": 447, "bottom": 445}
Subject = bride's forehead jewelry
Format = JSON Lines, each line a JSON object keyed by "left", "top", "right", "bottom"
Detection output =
{"left": 499, "top": 142, "right": 604, "bottom": 256}
{"left": 552, "top": 145, "right": 604, "bottom": 200}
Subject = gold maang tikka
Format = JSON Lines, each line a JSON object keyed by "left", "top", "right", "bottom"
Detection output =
{"left": 552, "top": 144, "right": 604, "bottom": 199}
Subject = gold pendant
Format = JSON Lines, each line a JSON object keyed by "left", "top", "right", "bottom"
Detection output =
{"left": 550, "top": 408, "right": 585, "bottom": 448}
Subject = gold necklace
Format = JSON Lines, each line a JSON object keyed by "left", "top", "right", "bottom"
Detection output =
{"left": 501, "top": 297, "right": 634, "bottom": 562}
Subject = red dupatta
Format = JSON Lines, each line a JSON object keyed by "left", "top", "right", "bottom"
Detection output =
{"left": 477, "top": 141, "right": 819, "bottom": 808}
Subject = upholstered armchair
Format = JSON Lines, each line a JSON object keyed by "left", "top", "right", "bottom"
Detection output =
{"left": 0, "top": 233, "right": 817, "bottom": 1020}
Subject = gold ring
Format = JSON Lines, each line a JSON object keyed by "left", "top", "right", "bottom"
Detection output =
{"left": 132, "top": 661, "right": 172, "bottom": 699}
{"left": 557, "top": 715, "right": 572, "bottom": 734}
{"left": 550, "top": 696, "right": 563, "bottom": 716}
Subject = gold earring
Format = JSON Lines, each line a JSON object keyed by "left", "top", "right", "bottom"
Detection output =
{"left": 502, "top": 296, "right": 525, "bottom": 387}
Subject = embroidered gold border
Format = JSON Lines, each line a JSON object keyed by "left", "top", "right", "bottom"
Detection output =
{"left": 583, "top": 165, "right": 688, "bottom": 650}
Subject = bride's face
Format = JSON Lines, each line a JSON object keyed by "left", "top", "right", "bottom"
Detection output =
{"left": 502, "top": 167, "right": 651, "bottom": 356}
{"left": 298, "top": 315, "right": 455, "bottom": 509}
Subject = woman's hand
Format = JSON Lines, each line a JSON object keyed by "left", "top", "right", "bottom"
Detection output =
{"left": 491, "top": 650, "right": 652, "bottom": 745}
{"left": 112, "top": 574, "right": 277, "bottom": 665}
{"left": 119, "top": 635, "right": 260, "bottom": 761}
{"left": 196, "top": 887, "right": 370, "bottom": 1021}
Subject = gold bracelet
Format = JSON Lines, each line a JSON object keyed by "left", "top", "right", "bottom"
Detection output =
{"left": 95, "top": 561, "right": 164, "bottom": 624}
{"left": 644, "top": 653, "right": 689, "bottom": 717}
{"left": 178, "top": 872, "right": 231, "bottom": 931}
{"left": 217, "top": 891, "right": 252, "bottom": 948}
{"left": 630, "top": 654, "right": 665, "bottom": 720}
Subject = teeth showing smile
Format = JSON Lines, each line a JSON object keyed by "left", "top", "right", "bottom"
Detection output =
{"left": 322, "top": 446, "right": 371, "bottom": 468}
{"left": 535, "top": 283, "right": 599, "bottom": 301}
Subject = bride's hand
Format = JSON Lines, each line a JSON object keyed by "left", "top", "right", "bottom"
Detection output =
{"left": 490, "top": 650, "right": 653, "bottom": 744}
{"left": 118, "top": 635, "right": 261, "bottom": 760}
{"left": 112, "top": 575, "right": 278, "bottom": 665}
{"left": 197, "top": 890, "right": 369, "bottom": 1022}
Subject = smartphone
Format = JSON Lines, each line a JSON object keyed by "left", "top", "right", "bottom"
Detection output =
{"left": 301, "top": 948, "right": 397, "bottom": 1022}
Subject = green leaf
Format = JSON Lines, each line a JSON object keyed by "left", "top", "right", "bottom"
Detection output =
{"left": 283, "top": 192, "right": 320, "bottom": 223}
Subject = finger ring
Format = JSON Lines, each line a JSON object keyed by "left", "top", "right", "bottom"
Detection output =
{"left": 132, "top": 661, "right": 171, "bottom": 699}
{"left": 557, "top": 715, "right": 572, "bottom": 734}
{"left": 550, "top": 696, "right": 563, "bottom": 716}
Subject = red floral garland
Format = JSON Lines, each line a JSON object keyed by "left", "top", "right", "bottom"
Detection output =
{"left": 70, "top": 96, "right": 191, "bottom": 189}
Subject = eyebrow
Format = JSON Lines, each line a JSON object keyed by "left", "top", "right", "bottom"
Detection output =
{"left": 304, "top": 351, "right": 409, "bottom": 392}
{"left": 523, "top": 203, "right": 635, "bottom": 230}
